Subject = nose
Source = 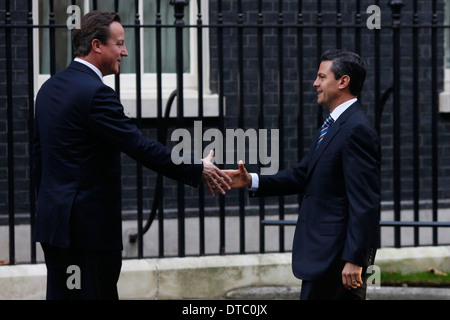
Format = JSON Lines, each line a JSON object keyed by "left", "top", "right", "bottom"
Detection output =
{"left": 313, "top": 77, "right": 320, "bottom": 88}
{"left": 122, "top": 44, "right": 129, "bottom": 57}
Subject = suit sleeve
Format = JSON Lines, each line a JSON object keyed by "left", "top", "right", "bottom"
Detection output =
{"left": 32, "top": 119, "right": 42, "bottom": 196}
{"left": 88, "top": 85, "right": 203, "bottom": 187}
{"left": 341, "top": 123, "right": 380, "bottom": 267}
{"left": 251, "top": 153, "right": 309, "bottom": 197}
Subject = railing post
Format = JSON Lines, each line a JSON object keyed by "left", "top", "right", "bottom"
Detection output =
{"left": 5, "top": 0, "right": 15, "bottom": 266}
{"left": 170, "top": 0, "right": 188, "bottom": 121}
{"left": 374, "top": 0, "right": 381, "bottom": 135}
{"left": 216, "top": 0, "right": 226, "bottom": 256}
{"left": 48, "top": 0, "right": 56, "bottom": 76}
{"left": 237, "top": 0, "right": 245, "bottom": 254}
{"left": 295, "top": 0, "right": 304, "bottom": 252}
{"left": 257, "top": 0, "right": 266, "bottom": 254}
{"left": 431, "top": 0, "right": 439, "bottom": 246}
{"left": 412, "top": 0, "right": 420, "bottom": 247}
{"left": 114, "top": 0, "right": 120, "bottom": 98}
{"left": 155, "top": 0, "right": 165, "bottom": 258}
{"left": 27, "top": 0, "right": 36, "bottom": 264}
{"left": 388, "top": 0, "right": 404, "bottom": 248}
{"left": 277, "top": 0, "right": 285, "bottom": 253}
{"left": 170, "top": 0, "right": 189, "bottom": 258}
{"left": 195, "top": 0, "right": 206, "bottom": 256}
{"left": 388, "top": 0, "right": 404, "bottom": 28}
{"left": 134, "top": 0, "right": 144, "bottom": 260}
{"left": 315, "top": 0, "right": 323, "bottom": 128}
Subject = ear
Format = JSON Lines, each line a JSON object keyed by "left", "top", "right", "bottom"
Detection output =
{"left": 91, "top": 39, "right": 102, "bottom": 54}
{"left": 339, "top": 75, "right": 350, "bottom": 90}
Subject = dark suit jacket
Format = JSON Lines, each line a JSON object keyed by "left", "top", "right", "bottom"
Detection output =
{"left": 33, "top": 61, "right": 203, "bottom": 251}
{"left": 252, "top": 101, "right": 380, "bottom": 281}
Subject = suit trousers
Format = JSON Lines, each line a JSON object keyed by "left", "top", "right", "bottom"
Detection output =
{"left": 41, "top": 243, "right": 122, "bottom": 300}
{"left": 300, "top": 259, "right": 367, "bottom": 300}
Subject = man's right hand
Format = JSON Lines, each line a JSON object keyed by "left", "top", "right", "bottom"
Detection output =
{"left": 201, "top": 150, "right": 232, "bottom": 196}
{"left": 222, "top": 160, "right": 252, "bottom": 189}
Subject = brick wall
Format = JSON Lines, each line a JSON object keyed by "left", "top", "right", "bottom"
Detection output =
{"left": 0, "top": 1, "right": 31, "bottom": 217}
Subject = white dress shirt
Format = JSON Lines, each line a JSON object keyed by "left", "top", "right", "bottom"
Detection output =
{"left": 249, "top": 98, "right": 358, "bottom": 191}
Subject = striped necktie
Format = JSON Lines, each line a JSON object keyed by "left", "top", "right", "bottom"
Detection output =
{"left": 316, "top": 115, "right": 334, "bottom": 150}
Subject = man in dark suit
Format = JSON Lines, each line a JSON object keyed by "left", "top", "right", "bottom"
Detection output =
{"left": 225, "top": 50, "right": 380, "bottom": 300}
{"left": 33, "top": 11, "right": 231, "bottom": 300}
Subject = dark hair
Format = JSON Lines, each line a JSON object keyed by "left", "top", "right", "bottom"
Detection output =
{"left": 72, "top": 11, "right": 121, "bottom": 57}
{"left": 320, "top": 50, "right": 366, "bottom": 96}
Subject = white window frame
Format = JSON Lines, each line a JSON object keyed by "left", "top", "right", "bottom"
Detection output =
{"left": 440, "top": 0, "right": 450, "bottom": 113}
{"left": 32, "top": 0, "right": 219, "bottom": 118}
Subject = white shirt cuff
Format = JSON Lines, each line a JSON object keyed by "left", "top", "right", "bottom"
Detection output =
{"left": 249, "top": 173, "right": 259, "bottom": 191}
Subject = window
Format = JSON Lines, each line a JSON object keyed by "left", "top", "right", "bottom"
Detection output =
{"left": 33, "top": 0, "right": 219, "bottom": 118}
{"left": 38, "top": 0, "right": 85, "bottom": 74}
{"left": 440, "top": 0, "right": 450, "bottom": 112}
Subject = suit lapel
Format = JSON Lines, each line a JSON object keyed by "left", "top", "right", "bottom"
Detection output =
{"left": 306, "top": 121, "right": 341, "bottom": 179}
{"left": 305, "top": 101, "right": 360, "bottom": 181}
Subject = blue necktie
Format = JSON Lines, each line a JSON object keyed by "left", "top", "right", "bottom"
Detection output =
{"left": 316, "top": 115, "right": 334, "bottom": 150}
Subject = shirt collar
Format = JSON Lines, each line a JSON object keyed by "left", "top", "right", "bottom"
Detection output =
{"left": 330, "top": 98, "right": 358, "bottom": 121}
{"left": 74, "top": 58, "right": 103, "bottom": 81}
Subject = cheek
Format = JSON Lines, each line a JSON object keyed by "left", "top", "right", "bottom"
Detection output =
{"left": 323, "top": 83, "right": 334, "bottom": 94}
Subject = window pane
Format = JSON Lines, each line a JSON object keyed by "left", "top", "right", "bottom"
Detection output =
{"left": 90, "top": 0, "right": 136, "bottom": 73}
{"left": 143, "top": 0, "right": 190, "bottom": 73}
{"left": 445, "top": 0, "right": 450, "bottom": 69}
{"left": 39, "top": 0, "right": 191, "bottom": 75}
{"left": 39, "top": 0, "right": 84, "bottom": 74}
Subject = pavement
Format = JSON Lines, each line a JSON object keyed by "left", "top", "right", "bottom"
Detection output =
{"left": 224, "top": 286, "right": 450, "bottom": 300}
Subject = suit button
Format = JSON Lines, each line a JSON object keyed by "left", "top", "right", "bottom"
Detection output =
{"left": 303, "top": 193, "right": 309, "bottom": 198}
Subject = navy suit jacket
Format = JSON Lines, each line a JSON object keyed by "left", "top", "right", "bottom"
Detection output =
{"left": 33, "top": 61, "right": 203, "bottom": 251}
{"left": 252, "top": 101, "right": 380, "bottom": 281}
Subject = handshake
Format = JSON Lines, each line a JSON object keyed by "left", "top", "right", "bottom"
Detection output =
{"left": 201, "top": 150, "right": 252, "bottom": 196}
